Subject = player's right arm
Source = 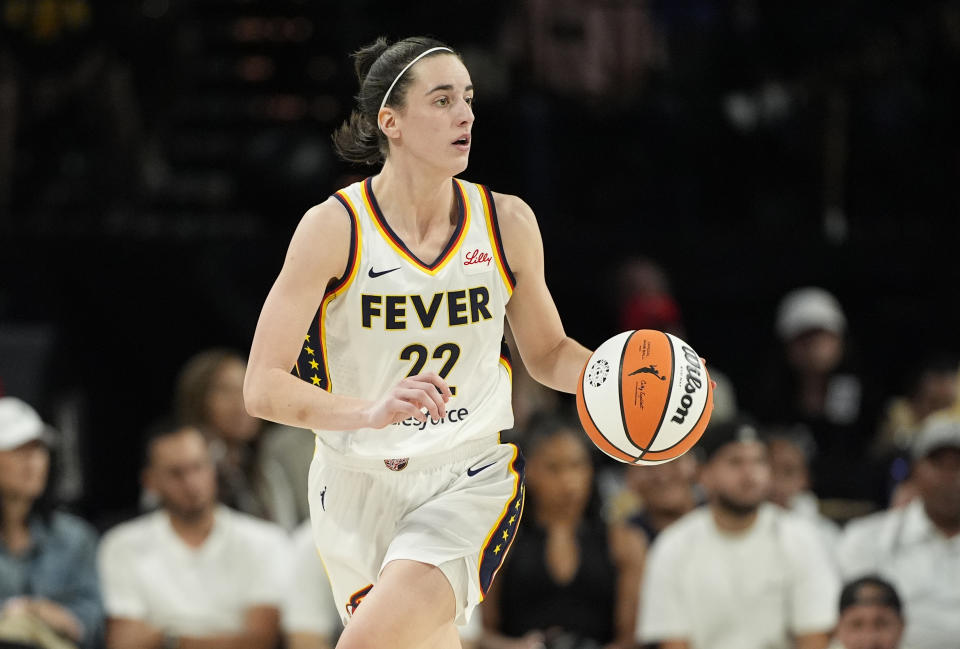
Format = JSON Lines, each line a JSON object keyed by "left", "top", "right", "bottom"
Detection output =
{"left": 243, "top": 199, "right": 450, "bottom": 431}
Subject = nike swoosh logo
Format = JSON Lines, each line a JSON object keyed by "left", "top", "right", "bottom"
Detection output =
{"left": 368, "top": 267, "right": 400, "bottom": 278}
{"left": 467, "top": 462, "right": 496, "bottom": 477}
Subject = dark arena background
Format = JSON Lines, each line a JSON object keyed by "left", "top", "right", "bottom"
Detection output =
{"left": 2, "top": 0, "right": 960, "bottom": 551}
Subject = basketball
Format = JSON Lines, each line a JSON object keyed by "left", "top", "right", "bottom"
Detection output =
{"left": 576, "top": 329, "right": 714, "bottom": 465}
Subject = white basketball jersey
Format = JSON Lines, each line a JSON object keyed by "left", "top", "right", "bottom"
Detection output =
{"left": 293, "top": 177, "right": 515, "bottom": 458}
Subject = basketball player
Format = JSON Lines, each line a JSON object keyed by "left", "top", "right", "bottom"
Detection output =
{"left": 243, "top": 37, "right": 594, "bottom": 649}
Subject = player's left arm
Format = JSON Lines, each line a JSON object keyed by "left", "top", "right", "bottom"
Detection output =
{"left": 497, "top": 193, "right": 591, "bottom": 393}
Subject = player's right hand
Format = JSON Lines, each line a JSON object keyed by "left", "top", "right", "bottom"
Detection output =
{"left": 364, "top": 371, "right": 453, "bottom": 429}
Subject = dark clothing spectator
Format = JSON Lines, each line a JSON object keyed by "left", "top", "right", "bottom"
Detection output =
{"left": 497, "top": 518, "right": 616, "bottom": 644}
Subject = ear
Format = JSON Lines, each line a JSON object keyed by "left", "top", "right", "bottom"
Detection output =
{"left": 378, "top": 107, "right": 401, "bottom": 141}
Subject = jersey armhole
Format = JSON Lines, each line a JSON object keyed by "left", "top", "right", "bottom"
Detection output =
{"left": 479, "top": 185, "right": 517, "bottom": 293}
{"left": 331, "top": 192, "right": 360, "bottom": 291}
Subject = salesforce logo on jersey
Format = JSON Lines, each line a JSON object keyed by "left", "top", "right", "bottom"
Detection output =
{"left": 393, "top": 407, "right": 470, "bottom": 431}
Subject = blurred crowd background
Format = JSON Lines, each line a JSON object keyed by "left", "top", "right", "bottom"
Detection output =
{"left": 2, "top": 1, "right": 960, "bottom": 649}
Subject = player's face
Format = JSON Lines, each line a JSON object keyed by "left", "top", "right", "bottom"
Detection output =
{"left": 915, "top": 447, "right": 960, "bottom": 523}
{"left": 145, "top": 428, "right": 217, "bottom": 521}
{"left": 391, "top": 54, "right": 474, "bottom": 175}
{"left": 835, "top": 603, "right": 903, "bottom": 649}
{"left": 527, "top": 431, "right": 593, "bottom": 516}
{"left": 206, "top": 358, "right": 260, "bottom": 443}
{"left": 0, "top": 440, "right": 49, "bottom": 503}
{"left": 704, "top": 440, "right": 771, "bottom": 514}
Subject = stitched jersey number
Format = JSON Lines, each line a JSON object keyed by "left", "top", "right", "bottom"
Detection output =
{"left": 400, "top": 343, "right": 460, "bottom": 395}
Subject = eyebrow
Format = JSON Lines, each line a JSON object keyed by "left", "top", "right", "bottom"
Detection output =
{"left": 425, "top": 84, "right": 474, "bottom": 95}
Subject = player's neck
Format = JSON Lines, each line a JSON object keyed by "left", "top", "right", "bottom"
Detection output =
{"left": 373, "top": 161, "right": 456, "bottom": 241}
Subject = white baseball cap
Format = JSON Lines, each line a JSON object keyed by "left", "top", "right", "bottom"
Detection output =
{"left": 0, "top": 397, "right": 52, "bottom": 451}
{"left": 776, "top": 287, "right": 847, "bottom": 341}
{"left": 913, "top": 416, "right": 960, "bottom": 460}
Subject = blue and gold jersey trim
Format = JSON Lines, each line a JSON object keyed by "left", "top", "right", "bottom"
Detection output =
{"left": 478, "top": 444, "right": 525, "bottom": 599}
{"left": 291, "top": 191, "right": 362, "bottom": 392}
{"left": 478, "top": 185, "right": 516, "bottom": 295}
{"left": 361, "top": 176, "right": 470, "bottom": 276}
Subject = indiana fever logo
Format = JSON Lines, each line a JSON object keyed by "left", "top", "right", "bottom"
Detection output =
{"left": 629, "top": 364, "right": 667, "bottom": 381}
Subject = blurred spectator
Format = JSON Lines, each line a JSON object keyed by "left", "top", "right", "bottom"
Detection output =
{"left": 98, "top": 422, "right": 287, "bottom": 649}
{"left": 752, "top": 287, "right": 878, "bottom": 506}
{"left": 502, "top": 0, "right": 662, "bottom": 104}
{"left": 0, "top": 0, "right": 146, "bottom": 213}
{"left": 872, "top": 354, "right": 958, "bottom": 461}
{"left": 0, "top": 397, "right": 102, "bottom": 649}
{"left": 483, "top": 413, "right": 646, "bottom": 649}
{"left": 837, "top": 416, "right": 960, "bottom": 649}
{"left": 615, "top": 256, "right": 737, "bottom": 425}
{"left": 765, "top": 424, "right": 841, "bottom": 558}
{"left": 637, "top": 415, "right": 839, "bottom": 649}
{"left": 617, "top": 453, "right": 701, "bottom": 543}
{"left": 175, "top": 349, "right": 306, "bottom": 530}
{"left": 828, "top": 576, "right": 905, "bottom": 649}
{"left": 283, "top": 521, "right": 339, "bottom": 649}
{"left": 616, "top": 257, "right": 684, "bottom": 336}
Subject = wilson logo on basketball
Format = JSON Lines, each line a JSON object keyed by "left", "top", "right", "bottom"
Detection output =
{"left": 464, "top": 248, "right": 492, "bottom": 267}
{"left": 671, "top": 346, "right": 705, "bottom": 425}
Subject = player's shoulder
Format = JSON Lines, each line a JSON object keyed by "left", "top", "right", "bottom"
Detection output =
{"left": 301, "top": 193, "right": 354, "bottom": 233}
{"left": 476, "top": 189, "right": 539, "bottom": 258}
{"left": 487, "top": 190, "right": 536, "bottom": 226}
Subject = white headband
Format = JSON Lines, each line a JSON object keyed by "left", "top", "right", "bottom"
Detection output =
{"left": 378, "top": 46, "right": 454, "bottom": 113}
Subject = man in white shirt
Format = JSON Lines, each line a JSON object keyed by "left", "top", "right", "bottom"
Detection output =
{"left": 284, "top": 521, "right": 340, "bottom": 649}
{"left": 637, "top": 416, "right": 840, "bottom": 649}
{"left": 98, "top": 422, "right": 289, "bottom": 649}
{"left": 837, "top": 416, "right": 960, "bottom": 649}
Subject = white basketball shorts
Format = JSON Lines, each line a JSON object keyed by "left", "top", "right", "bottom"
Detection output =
{"left": 306, "top": 434, "right": 526, "bottom": 626}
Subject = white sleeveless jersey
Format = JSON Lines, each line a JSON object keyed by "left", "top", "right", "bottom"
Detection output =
{"left": 292, "top": 177, "right": 515, "bottom": 459}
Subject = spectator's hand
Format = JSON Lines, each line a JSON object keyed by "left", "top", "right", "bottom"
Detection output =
{"left": 1, "top": 596, "right": 29, "bottom": 616}
{"left": 365, "top": 371, "right": 452, "bottom": 428}
{"left": 23, "top": 597, "right": 85, "bottom": 642}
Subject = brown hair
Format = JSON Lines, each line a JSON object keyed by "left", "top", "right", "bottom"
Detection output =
{"left": 332, "top": 36, "right": 459, "bottom": 165}
{"left": 174, "top": 348, "right": 245, "bottom": 429}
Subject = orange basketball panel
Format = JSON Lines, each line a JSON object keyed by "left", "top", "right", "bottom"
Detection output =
{"left": 619, "top": 330, "right": 674, "bottom": 449}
